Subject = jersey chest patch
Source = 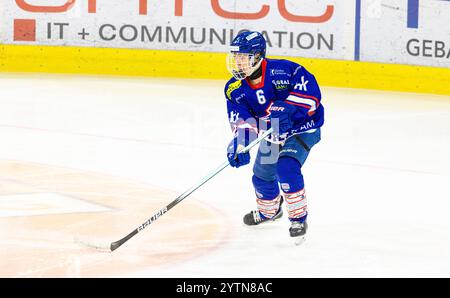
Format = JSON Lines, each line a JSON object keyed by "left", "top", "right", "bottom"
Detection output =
{"left": 272, "top": 79, "right": 290, "bottom": 90}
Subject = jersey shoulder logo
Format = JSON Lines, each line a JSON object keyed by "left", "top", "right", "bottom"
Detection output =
{"left": 226, "top": 80, "right": 242, "bottom": 100}
{"left": 294, "top": 76, "right": 309, "bottom": 92}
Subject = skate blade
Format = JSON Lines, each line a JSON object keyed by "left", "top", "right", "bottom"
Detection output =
{"left": 292, "top": 235, "right": 306, "bottom": 246}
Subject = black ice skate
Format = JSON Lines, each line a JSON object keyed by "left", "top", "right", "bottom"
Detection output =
{"left": 289, "top": 221, "right": 307, "bottom": 237}
{"left": 243, "top": 197, "right": 283, "bottom": 226}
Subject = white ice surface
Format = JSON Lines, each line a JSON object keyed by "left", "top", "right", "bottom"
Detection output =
{"left": 0, "top": 73, "right": 449, "bottom": 277}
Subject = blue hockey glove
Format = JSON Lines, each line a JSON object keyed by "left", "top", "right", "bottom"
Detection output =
{"left": 227, "top": 146, "right": 250, "bottom": 168}
{"left": 227, "top": 128, "right": 256, "bottom": 168}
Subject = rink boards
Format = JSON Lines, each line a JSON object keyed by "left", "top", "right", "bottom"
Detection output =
{"left": 1, "top": 44, "right": 449, "bottom": 95}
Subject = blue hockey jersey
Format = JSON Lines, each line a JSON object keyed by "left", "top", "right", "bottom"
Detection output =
{"left": 225, "top": 58, "right": 324, "bottom": 141}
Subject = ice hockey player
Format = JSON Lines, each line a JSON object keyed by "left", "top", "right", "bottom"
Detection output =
{"left": 225, "top": 31, "right": 324, "bottom": 240}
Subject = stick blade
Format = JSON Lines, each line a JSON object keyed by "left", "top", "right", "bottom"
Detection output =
{"left": 74, "top": 236, "right": 112, "bottom": 253}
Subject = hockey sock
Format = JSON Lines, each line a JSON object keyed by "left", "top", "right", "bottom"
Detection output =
{"left": 277, "top": 157, "right": 307, "bottom": 222}
{"left": 252, "top": 175, "right": 281, "bottom": 219}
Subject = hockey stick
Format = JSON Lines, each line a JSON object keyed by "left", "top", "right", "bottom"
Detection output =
{"left": 78, "top": 128, "right": 273, "bottom": 252}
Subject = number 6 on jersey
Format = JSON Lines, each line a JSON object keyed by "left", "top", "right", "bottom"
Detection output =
{"left": 256, "top": 89, "right": 266, "bottom": 104}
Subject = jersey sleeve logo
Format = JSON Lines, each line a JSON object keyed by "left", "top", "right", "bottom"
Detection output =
{"left": 226, "top": 80, "right": 242, "bottom": 100}
{"left": 229, "top": 111, "right": 240, "bottom": 123}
